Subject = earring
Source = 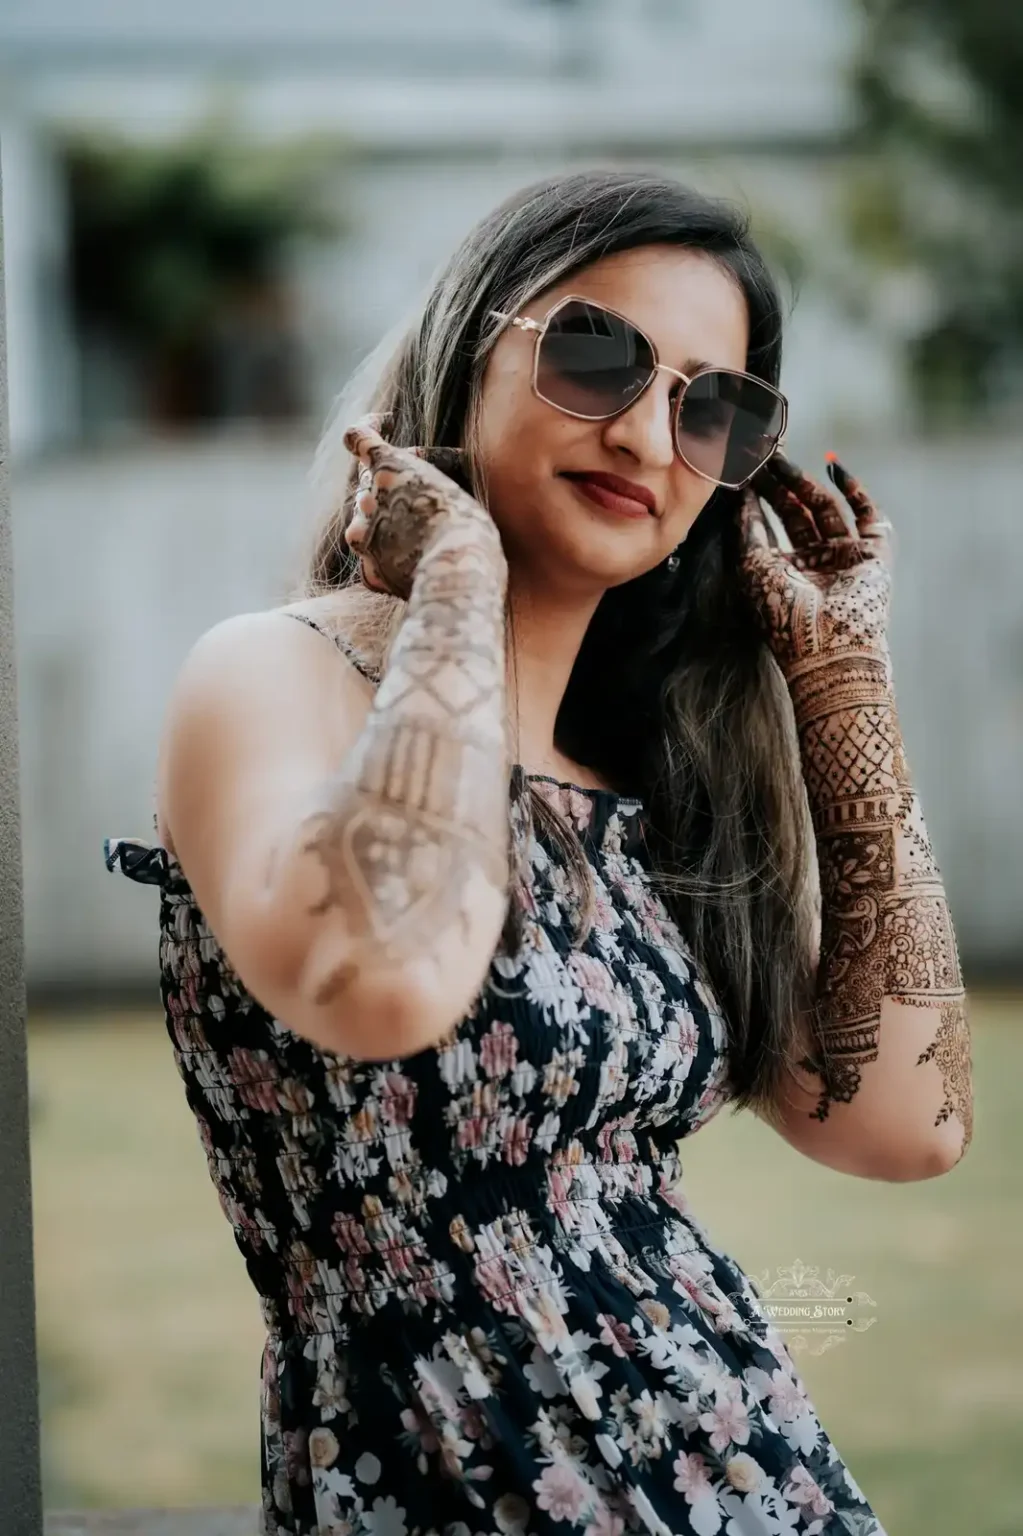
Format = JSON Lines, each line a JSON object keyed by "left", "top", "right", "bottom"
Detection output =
{"left": 666, "top": 547, "right": 681, "bottom": 573}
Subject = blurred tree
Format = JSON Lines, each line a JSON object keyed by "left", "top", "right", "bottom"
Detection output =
{"left": 64, "top": 123, "right": 343, "bottom": 428}
{"left": 841, "top": 0, "right": 1023, "bottom": 424}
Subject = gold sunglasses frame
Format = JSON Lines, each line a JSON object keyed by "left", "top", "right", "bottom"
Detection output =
{"left": 488, "top": 293, "right": 788, "bottom": 491}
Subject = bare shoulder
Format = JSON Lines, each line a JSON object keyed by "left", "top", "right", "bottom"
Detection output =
{"left": 154, "top": 603, "right": 373, "bottom": 860}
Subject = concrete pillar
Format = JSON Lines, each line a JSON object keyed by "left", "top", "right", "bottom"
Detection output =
{"left": 0, "top": 164, "right": 45, "bottom": 1533}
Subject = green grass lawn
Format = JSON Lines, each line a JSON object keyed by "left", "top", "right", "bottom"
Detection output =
{"left": 28, "top": 992, "right": 1023, "bottom": 1533}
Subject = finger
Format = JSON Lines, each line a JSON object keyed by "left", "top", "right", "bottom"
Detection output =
{"left": 768, "top": 452, "right": 851, "bottom": 539}
{"left": 738, "top": 487, "right": 775, "bottom": 560}
{"left": 358, "top": 557, "right": 390, "bottom": 594}
{"left": 344, "top": 505, "right": 372, "bottom": 552}
{"left": 825, "top": 454, "right": 886, "bottom": 538}
{"left": 342, "top": 420, "right": 394, "bottom": 469}
{"left": 751, "top": 465, "right": 822, "bottom": 548}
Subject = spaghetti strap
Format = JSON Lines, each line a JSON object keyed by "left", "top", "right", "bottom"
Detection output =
{"left": 282, "top": 610, "right": 381, "bottom": 684}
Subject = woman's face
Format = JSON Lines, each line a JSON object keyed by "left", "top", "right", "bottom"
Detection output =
{"left": 474, "top": 243, "right": 751, "bottom": 594}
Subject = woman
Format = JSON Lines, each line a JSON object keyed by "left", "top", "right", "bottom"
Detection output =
{"left": 107, "top": 169, "right": 972, "bottom": 1535}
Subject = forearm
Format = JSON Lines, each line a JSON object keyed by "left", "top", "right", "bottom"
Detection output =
{"left": 286, "top": 511, "right": 511, "bottom": 1028}
{"left": 790, "top": 640, "right": 973, "bottom": 1162}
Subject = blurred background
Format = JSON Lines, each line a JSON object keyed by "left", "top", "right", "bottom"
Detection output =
{"left": 3, "top": 0, "right": 1020, "bottom": 1531}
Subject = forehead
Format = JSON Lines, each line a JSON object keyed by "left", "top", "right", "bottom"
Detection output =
{"left": 531, "top": 244, "right": 750, "bottom": 373}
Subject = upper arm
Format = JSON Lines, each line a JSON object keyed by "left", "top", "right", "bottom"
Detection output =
{"left": 156, "top": 609, "right": 374, "bottom": 1035}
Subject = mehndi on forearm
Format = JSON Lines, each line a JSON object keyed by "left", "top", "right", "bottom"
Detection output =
{"left": 297, "top": 513, "right": 510, "bottom": 1003}
{"left": 790, "top": 642, "right": 972, "bottom": 1146}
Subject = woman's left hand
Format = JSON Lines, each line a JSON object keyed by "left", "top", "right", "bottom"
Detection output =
{"left": 738, "top": 452, "right": 894, "bottom": 680}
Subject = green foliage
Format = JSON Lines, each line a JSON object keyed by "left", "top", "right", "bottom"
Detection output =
{"left": 841, "top": 0, "right": 1023, "bottom": 420}
{"left": 63, "top": 121, "right": 343, "bottom": 347}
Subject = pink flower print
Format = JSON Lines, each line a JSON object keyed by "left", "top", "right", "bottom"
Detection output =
{"left": 400, "top": 1403, "right": 441, "bottom": 1455}
{"left": 673, "top": 1450, "right": 723, "bottom": 1532}
{"left": 456, "top": 1080, "right": 498, "bottom": 1151}
{"left": 555, "top": 786, "right": 596, "bottom": 831}
{"left": 597, "top": 1314, "right": 636, "bottom": 1357}
{"left": 699, "top": 1387, "right": 751, "bottom": 1452}
{"left": 548, "top": 1169, "right": 577, "bottom": 1226}
{"left": 533, "top": 1461, "right": 590, "bottom": 1522}
{"left": 235, "top": 1207, "right": 268, "bottom": 1254}
{"left": 480, "top": 1020, "right": 518, "bottom": 1079}
{"left": 658, "top": 1176, "right": 692, "bottom": 1217}
{"left": 378, "top": 1072, "right": 417, "bottom": 1126}
{"left": 590, "top": 887, "right": 619, "bottom": 935}
{"left": 502, "top": 1115, "right": 532, "bottom": 1166}
{"left": 566, "top": 950, "right": 617, "bottom": 1011}
{"left": 457, "top": 1113, "right": 486, "bottom": 1151}
{"left": 763, "top": 1366, "right": 810, "bottom": 1423}
{"left": 474, "top": 1253, "right": 518, "bottom": 1308}
{"left": 673, "top": 1449, "right": 714, "bottom": 1498}
{"left": 343, "top": 1252, "right": 366, "bottom": 1294}
{"left": 595, "top": 1115, "right": 638, "bottom": 1164}
{"left": 785, "top": 1464, "right": 834, "bottom": 1516}
{"left": 382, "top": 1239, "right": 420, "bottom": 1281}
{"left": 180, "top": 973, "right": 201, "bottom": 1014}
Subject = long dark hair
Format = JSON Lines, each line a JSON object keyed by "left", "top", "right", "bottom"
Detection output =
{"left": 300, "top": 167, "right": 820, "bottom": 1121}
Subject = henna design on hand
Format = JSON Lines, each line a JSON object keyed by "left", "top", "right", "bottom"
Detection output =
{"left": 297, "top": 422, "right": 510, "bottom": 1005}
{"left": 343, "top": 424, "right": 498, "bottom": 600}
{"left": 741, "top": 454, "right": 971, "bottom": 1145}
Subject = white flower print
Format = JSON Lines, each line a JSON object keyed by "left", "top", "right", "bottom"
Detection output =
{"left": 523, "top": 1345, "right": 564, "bottom": 1400}
{"left": 521, "top": 945, "right": 585, "bottom": 1025}
{"left": 362, "top": 1495, "right": 408, "bottom": 1536}
{"left": 746, "top": 1366, "right": 821, "bottom": 1458}
{"left": 133, "top": 761, "right": 887, "bottom": 1536}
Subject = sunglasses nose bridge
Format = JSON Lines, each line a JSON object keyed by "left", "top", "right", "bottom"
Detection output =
{"left": 651, "top": 361, "right": 693, "bottom": 387}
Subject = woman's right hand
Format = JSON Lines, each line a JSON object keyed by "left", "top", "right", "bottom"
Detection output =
{"left": 342, "top": 420, "right": 499, "bottom": 600}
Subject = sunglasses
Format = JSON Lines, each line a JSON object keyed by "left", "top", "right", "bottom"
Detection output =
{"left": 488, "top": 294, "right": 788, "bottom": 490}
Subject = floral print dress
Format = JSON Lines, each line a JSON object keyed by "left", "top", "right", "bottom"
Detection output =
{"left": 104, "top": 614, "right": 886, "bottom": 1536}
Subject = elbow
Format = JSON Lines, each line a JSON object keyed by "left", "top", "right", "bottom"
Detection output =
{"left": 292, "top": 900, "right": 506, "bottom": 1061}
{"left": 292, "top": 947, "right": 464, "bottom": 1061}
{"left": 868, "top": 1124, "right": 971, "bottom": 1182}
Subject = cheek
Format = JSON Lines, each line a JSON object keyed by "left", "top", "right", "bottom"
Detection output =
{"left": 476, "top": 388, "right": 559, "bottom": 512}
{"left": 667, "top": 475, "right": 720, "bottom": 544}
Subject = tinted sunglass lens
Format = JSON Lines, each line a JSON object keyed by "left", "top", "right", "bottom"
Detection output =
{"left": 536, "top": 301, "right": 654, "bottom": 418}
{"left": 676, "top": 372, "right": 784, "bottom": 485}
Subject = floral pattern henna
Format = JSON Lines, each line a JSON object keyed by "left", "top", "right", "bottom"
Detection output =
{"left": 296, "top": 423, "right": 511, "bottom": 1003}
{"left": 740, "top": 454, "right": 971, "bottom": 1145}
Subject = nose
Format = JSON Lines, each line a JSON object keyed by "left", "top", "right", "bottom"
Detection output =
{"left": 600, "top": 368, "right": 678, "bottom": 468}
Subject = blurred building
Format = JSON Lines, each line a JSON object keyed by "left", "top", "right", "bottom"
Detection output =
{"left": 1, "top": 0, "right": 1020, "bottom": 990}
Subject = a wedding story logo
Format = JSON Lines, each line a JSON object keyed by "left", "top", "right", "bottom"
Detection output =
{"left": 736, "top": 1259, "right": 878, "bottom": 1356}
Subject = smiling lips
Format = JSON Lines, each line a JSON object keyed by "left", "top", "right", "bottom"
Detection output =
{"left": 561, "top": 471, "right": 658, "bottom": 519}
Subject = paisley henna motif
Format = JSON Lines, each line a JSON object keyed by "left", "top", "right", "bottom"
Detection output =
{"left": 741, "top": 455, "right": 971, "bottom": 1147}
{"left": 916, "top": 999, "right": 974, "bottom": 1152}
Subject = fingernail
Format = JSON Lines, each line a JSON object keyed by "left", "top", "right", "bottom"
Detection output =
{"left": 824, "top": 451, "right": 850, "bottom": 491}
